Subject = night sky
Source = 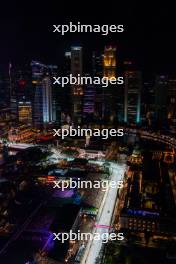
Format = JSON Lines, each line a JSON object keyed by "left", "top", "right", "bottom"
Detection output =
{"left": 0, "top": 1, "right": 175, "bottom": 73}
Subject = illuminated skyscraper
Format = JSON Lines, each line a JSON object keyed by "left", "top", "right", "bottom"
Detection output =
{"left": 71, "top": 46, "right": 83, "bottom": 123}
{"left": 48, "top": 64, "right": 60, "bottom": 125}
{"left": 103, "top": 46, "right": 116, "bottom": 79}
{"left": 8, "top": 64, "right": 33, "bottom": 122}
{"left": 18, "top": 101, "right": 32, "bottom": 125}
{"left": 42, "top": 75, "right": 53, "bottom": 123}
{"left": 92, "top": 47, "right": 118, "bottom": 123}
{"left": 61, "top": 51, "right": 72, "bottom": 116}
{"left": 124, "top": 70, "right": 142, "bottom": 124}
{"left": 91, "top": 51, "right": 104, "bottom": 120}
{"left": 31, "top": 61, "right": 54, "bottom": 127}
{"left": 83, "top": 84, "right": 95, "bottom": 114}
{"left": 103, "top": 46, "right": 118, "bottom": 123}
{"left": 64, "top": 51, "right": 71, "bottom": 75}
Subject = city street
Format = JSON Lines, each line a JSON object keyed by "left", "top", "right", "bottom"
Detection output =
{"left": 81, "top": 162, "right": 126, "bottom": 264}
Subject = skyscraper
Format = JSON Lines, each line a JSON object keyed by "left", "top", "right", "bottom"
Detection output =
{"left": 31, "top": 61, "right": 53, "bottom": 127}
{"left": 92, "top": 52, "right": 103, "bottom": 77}
{"left": 18, "top": 101, "right": 32, "bottom": 125}
{"left": 124, "top": 70, "right": 142, "bottom": 124}
{"left": 103, "top": 46, "right": 116, "bottom": 79}
{"left": 71, "top": 46, "right": 83, "bottom": 123}
{"left": 48, "top": 64, "right": 60, "bottom": 125}
{"left": 167, "top": 76, "right": 176, "bottom": 129}
{"left": 154, "top": 75, "right": 168, "bottom": 124}
{"left": 42, "top": 75, "right": 53, "bottom": 123}
{"left": 103, "top": 46, "right": 118, "bottom": 123}
{"left": 142, "top": 80, "right": 155, "bottom": 126}
{"left": 61, "top": 51, "right": 72, "bottom": 117}
{"left": 83, "top": 84, "right": 95, "bottom": 115}
{"left": 92, "top": 51, "right": 103, "bottom": 121}
{"left": 0, "top": 71, "right": 10, "bottom": 108}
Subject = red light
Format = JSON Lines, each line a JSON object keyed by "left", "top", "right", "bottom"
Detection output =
{"left": 18, "top": 80, "right": 26, "bottom": 87}
{"left": 47, "top": 176, "right": 55, "bottom": 182}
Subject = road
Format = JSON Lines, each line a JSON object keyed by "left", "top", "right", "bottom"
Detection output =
{"left": 81, "top": 162, "right": 126, "bottom": 264}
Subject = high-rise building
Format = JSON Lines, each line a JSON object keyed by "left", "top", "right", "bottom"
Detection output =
{"left": 141, "top": 80, "right": 155, "bottom": 126}
{"left": 61, "top": 51, "right": 72, "bottom": 117}
{"left": 8, "top": 64, "right": 33, "bottom": 123}
{"left": 124, "top": 70, "right": 142, "bottom": 124}
{"left": 42, "top": 75, "right": 53, "bottom": 123}
{"left": 103, "top": 46, "right": 116, "bottom": 79}
{"left": 92, "top": 52, "right": 103, "bottom": 77}
{"left": 83, "top": 84, "right": 95, "bottom": 115}
{"left": 64, "top": 51, "right": 71, "bottom": 75}
{"left": 31, "top": 61, "right": 54, "bottom": 127}
{"left": 71, "top": 46, "right": 83, "bottom": 123}
{"left": 103, "top": 46, "right": 119, "bottom": 124}
{"left": 18, "top": 101, "right": 32, "bottom": 125}
{"left": 48, "top": 64, "right": 60, "bottom": 125}
{"left": 167, "top": 76, "right": 176, "bottom": 129}
{"left": 154, "top": 75, "right": 168, "bottom": 124}
{"left": 92, "top": 52, "right": 103, "bottom": 121}
{"left": 0, "top": 71, "right": 10, "bottom": 108}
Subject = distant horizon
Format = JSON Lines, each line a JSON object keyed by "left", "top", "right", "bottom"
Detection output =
{"left": 0, "top": 2, "right": 176, "bottom": 72}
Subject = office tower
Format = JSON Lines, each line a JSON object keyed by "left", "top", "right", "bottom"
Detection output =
{"left": 41, "top": 75, "right": 53, "bottom": 123}
{"left": 168, "top": 76, "right": 176, "bottom": 100}
{"left": 103, "top": 46, "right": 116, "bottom": 79}
{"left": 92, "top": 52, "right": 103, "bottom": 77}
{"left": 15, "top": 66, "right": 33, "bottom": 101}
{"left": 124, "top": 70, "right": 142, "bottom": 124}
{"left": 0, "top": 71, "right": 10, "bottom": 108}
{"left": 83, "top": 84, "right": 95, "bottom": 118}
{"left": 31, "top": 61, "right": 53, "bottom": 127}
{"left": 0, "top": 69, "right": 14, "bottom": 135}
{"left": 103, "top": 46, "right": 117, "bottom": 123}
{"left": 6, "top": 63, "right": 19, "bottom": 121}
{"left": 48, "top": 64, "right": 61, "bottom": 125}
{"left": 167, "top": 76, "right": 176, "bottom": 129}
{"left": 154, "top": 75, "right": 168, "bottom": 125}
{"left": 0, "top": 108, "right": 11, "bottom": 137}
{"left": 18, "top": 101, "right": 32, "bottom": 125}
{"left": 8, "top": 64, "right": 33, "bottom": 123}
{"left": 71, "top": 46, "right": 83, "bottom": 124}
{"left": 92, "top": 52, "right": 103, "bottom": 121}
{"left": 64, "top": 51, "right": 71, "bottom": 75}
{"left": 116, "top": 82, "right": 124, "bottom": 124}
{"left": 142, "top": 80, "right": 155, "bottom": 126}
{"left": 60, "top": 51, "right": 72, "bottom": 118}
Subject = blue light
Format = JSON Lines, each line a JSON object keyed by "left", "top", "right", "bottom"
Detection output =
{"left": 127, "top": 209, "right": 159, "bottom": 217}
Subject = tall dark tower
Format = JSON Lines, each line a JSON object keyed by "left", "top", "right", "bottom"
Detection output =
{"left": 71, "top": 46, "right": 83, "bottom": 124}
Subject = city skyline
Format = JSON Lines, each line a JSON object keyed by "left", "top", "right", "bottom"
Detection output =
{"left": 0, "top": 2, "right": 176, "bottom": 264}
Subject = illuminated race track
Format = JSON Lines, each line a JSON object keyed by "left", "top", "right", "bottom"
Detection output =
{"left": 0, "top": 128, "right": 175, "bottom": 264}
{"left": 78, "top": 129, "right": 176, "bottom": 263}
{"left": 81, "top": 162, "right": 126, "bottom": 264}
